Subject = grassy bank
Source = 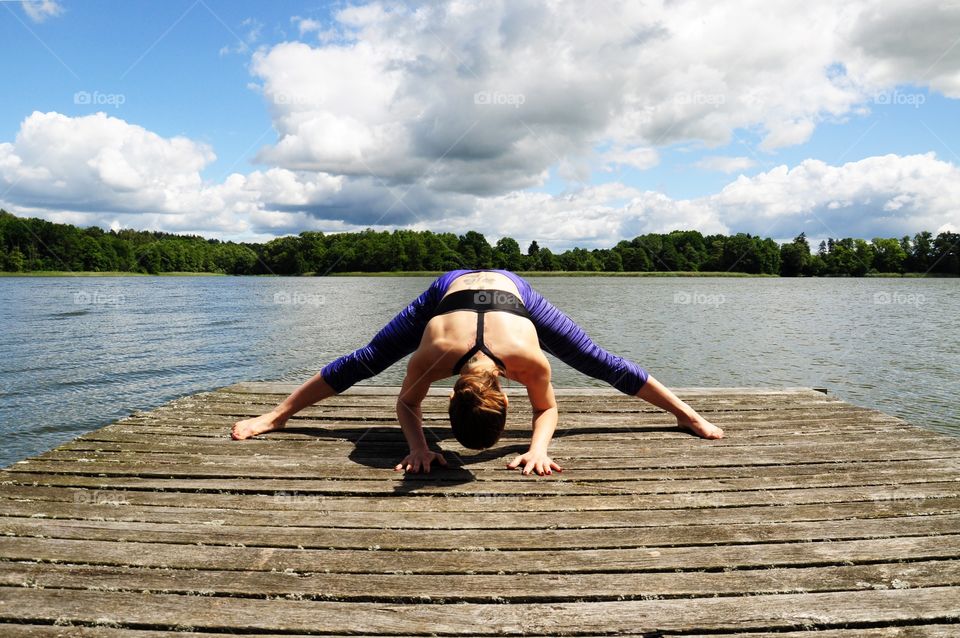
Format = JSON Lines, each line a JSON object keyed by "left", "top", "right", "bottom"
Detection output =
{"left": 318, "top": 270, "right": 777, "bottom": 277}
{"left": 0, "top": 271, "right": 228, "bottom": 277}
{"left": 1, "top": 270, "right": 953, "bottom": 278}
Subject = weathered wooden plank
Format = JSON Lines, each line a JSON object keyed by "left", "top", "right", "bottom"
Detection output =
{"left": 2, "top": 559, "right": 957, "bottom": 601}
{"left": 8, "top": 453, "right": 960, "bottom": 482}
{"left": 19, "top": 454, "right": 960, "bottom": 490}
{"left": 44, "top": 428, "right": 949, "bottom": 455}
{"left": 45, "top": 435, "right": 960, "bottom": 472}
{"left": 685, "top": 628, "right": 960, "bottom": 638}
{"left": 81, "top": 428, "right": 909, "bottom": 450}
{"left": 178, "top": 394, "right": 846, "bottom": 412}
{"left": 104, "top": 408, "right": 917, "bottom": 428}
{"left": 83, "top": 418, "right": 917, "bottom": 444}
{"left": 220, "top": 383, "right": 829, "bottom": 396}
{"left": 3, "top": 513, "right": 959, "bottom": 550}
{"left": 78, "top": 420, "right": 917, "bottom": 448}
{"left": 0, "top": 629, "right": 668, "bottom": 638}
{"left": 174, "top": 389, "right": 849, "bottom": 412}
{"left": 0, "top": 628, "right": 952, "bottom": 638}
{"left": 3, "top": 484, "right": 957, "bottom": 525}
{"left": 187, "top": 393, "right": 849, "bottom": 410}
{"left": 2, "top": 535, "right": 959, "bottom": 573}
{"left": 154, "top": 389, "right": 849, "bottom": 407}
{"left": 119, "top": 405, "right": 891, "bottom": 429}
{"left": 11, "top": 440, "right": 958, "bottom": 476}
{"left": 1, "top": 585, "right": 958, "bottom": 634}
{"left": 3, "top": 472, "right": 956, "bottom": 506}
{"left": 0, "top": 627, "right": 953, "bottom": 638}
{"left": 107, "top": 399, "right": 905, "bottom": 420}
{"left": 145, "top": 399, "right": 854, "bottom": 421}
{"left": 106, "top": 423, "right": 912, "bottom": 444}
{"left": 130, "top": 396, "right": 880, "bottom": 415}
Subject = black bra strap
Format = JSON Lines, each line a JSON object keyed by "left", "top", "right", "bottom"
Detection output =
{"left": 452, "top": 312, "right": 506, "bottom": 374}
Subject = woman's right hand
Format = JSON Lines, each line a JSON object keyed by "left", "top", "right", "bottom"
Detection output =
{"left": 394, "top": 449, "right": 448, "bottom": 473}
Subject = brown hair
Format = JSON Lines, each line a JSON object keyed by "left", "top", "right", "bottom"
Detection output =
{"left": 448, "top": 369, "right": 507, "bottom": 449}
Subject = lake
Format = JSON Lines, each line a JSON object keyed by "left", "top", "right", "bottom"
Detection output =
{"left": 0, "top": 275, "right": 957, "bottom": 467}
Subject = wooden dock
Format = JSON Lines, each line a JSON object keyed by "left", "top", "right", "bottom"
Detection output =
{"left": 1, "top": 384, "right": 958, "bottom": 636}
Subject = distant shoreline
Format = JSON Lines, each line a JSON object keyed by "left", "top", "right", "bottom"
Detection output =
{"left": 0, "top": 271, "right": 227, "bottom": 277}
{"left": 1, "top": 270, "right": 953, "bottom": 278}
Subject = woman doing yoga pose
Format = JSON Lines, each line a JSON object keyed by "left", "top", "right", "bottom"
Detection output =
{"left": 231, "top": 269, "right": 724, "bottom": 475}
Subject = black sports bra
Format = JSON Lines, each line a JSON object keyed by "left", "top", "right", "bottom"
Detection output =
{"left": 433, "top": 289, "right": 531, "bottom": 374}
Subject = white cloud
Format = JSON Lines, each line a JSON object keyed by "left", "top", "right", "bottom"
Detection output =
{"left": 292, "top": 16, "right": 324, "bottom": 37}
{"left": 602, "top": 146, "right": 660, "bottom": 171}
{"left": 457, "top": 153, "right": 960, "bottom": 249}
{"left": 693, "top": 156, "right": 757, "bottom": 174}
{"left": 0, "top": 111, "right": 215, "bottom": 214}
{"left": 0, "top": 112, "right": 342, "bottom": 238}
{"left": 21, "top": 0, "right": 62, "bottom": 22}
{"left": 844, "top": 0, "right": 960, "bottom": 98}
{"left": 246, "top": 0, "right": 960, "bottom": 207}
{"left": 708, "top": 152, "right": 960, "bottom": 239}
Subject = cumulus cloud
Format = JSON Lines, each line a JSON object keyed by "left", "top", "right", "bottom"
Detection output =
{"left": 409, "top": 154, "right": 960, "bottom": 249}
{"left": 464, "top": 182, "right": 728, "bottom": 249}
{"left": 694, "top": 156, "right": 757, "bottom": 174}
{"left": 242, "top": 0, "right": 960, "bottom": 221}
{"left": 253, "top": 0, "right": 946, "bottom": 172}
{"left": 710, "top": 152, "right": 960, "bottom": 240}
{"left": 21, "top": 0, "right": 63, "bottom": 22}
{"left": 602, "top": 146, "right": 660, "bottom": 171}
{"left": 0, "top": 112, "right": 342, "bottom": 238}
{"left": 845, "top": 0, "right": 960, "bottom": 98}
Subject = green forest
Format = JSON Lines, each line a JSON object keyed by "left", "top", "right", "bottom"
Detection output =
{"left": 1, "top": 209, "right": 957, "bottom": 276}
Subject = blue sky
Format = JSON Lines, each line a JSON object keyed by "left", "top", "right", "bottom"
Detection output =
{"left": 1, "top": 0, "right": 959, "bottom": 248}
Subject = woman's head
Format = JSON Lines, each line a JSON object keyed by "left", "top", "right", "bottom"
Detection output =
{"left": 448, "top": 368, "right": 508, "bottom": 449}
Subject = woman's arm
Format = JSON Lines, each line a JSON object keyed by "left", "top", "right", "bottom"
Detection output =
{"left": 394, "top": 349, "right": 448, "bottom": 473}
{"left": 508, "top": 360, "right": 563, "bottom": 476}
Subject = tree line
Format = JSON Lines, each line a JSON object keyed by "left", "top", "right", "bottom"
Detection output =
{"left": 1, "top": 210, "right": 957, "bottom": 276}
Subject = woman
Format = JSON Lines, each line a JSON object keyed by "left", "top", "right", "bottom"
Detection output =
{"left": 231, "top": 269, "right": 723, "bottom": 475}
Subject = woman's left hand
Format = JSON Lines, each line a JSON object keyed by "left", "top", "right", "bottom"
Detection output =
{"left": 507, "top": 449, "right": 563, "bottom": 476}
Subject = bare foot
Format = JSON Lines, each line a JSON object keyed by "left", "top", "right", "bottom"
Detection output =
{"left": 231, "top": 411, "right": 287, "bottom": 440}
{"left": 677, "top": 413, "right": 725, "bottom": 439}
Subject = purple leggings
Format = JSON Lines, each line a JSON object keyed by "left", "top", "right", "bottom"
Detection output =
{"left": 320, "top": 269, "right": 649, "bottom": 395}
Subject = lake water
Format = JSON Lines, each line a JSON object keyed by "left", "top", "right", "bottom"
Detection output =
{"left": 0, "top": 275, "right": 957, "bottom": 467}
